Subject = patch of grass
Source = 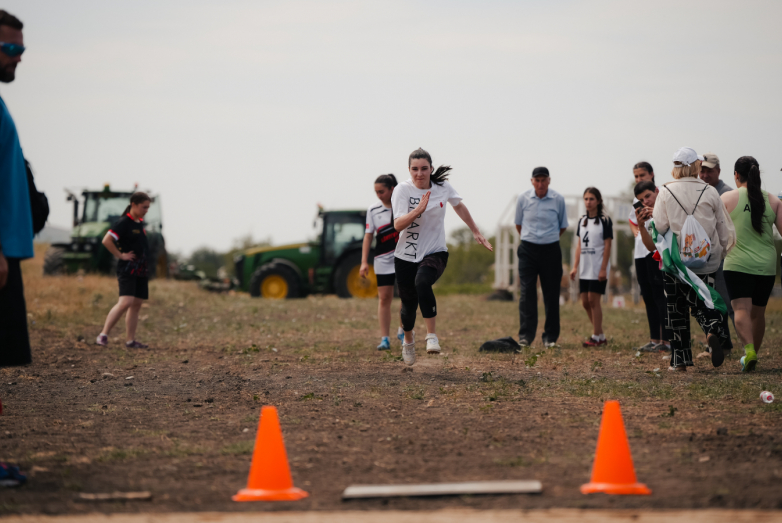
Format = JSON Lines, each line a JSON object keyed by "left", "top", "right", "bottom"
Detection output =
{"left": 221, "top": 440, "right": 255, "bottom": 455}
{"left": 561, "top": 376, "right": 675, "bottom": 400}
{"left": 405, "top": 386, "right": 425, "bottom": 400}
{"left": 97, "top": 448, "right": 147, "bottom": 462}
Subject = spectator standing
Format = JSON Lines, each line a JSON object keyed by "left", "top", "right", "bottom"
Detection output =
{"left": 0, "top": 10, "right": 32, "bottom": 370}
{"left": 514, "top": 167, "right": 568, "bottom": 348}
{"left": 650, "top": 147, "right": 735, "bottom": 371}
{"left": 720, "top": 156, "right": 782, "bottom": 372}
{"left": 632, "top": 180, "right": 671, "bottom": 352}
{"left": 698, "top": 152, "right": 735, "bottom": 357}
{"left": 629, "top": 162, "right": 669, "bottom": 351}
{"left": 570, "top": 187, "right": 613, "bottom": 347}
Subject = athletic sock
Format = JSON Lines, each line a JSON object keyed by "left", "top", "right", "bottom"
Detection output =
{"left": 597, "top": 334, "right": 606, "bottom": 341}
{"left": 744, "top": 343, "right": 755, "bottom": 355}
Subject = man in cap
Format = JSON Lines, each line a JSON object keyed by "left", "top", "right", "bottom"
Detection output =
{"left": 514, "top": 166, "right": 568, "bottom": 348}
{"left": 698, "top": 153, "right": 735, "bottom": 357}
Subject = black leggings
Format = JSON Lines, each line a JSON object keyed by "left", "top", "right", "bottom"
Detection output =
{"left": 394, "top": 252, "right": 449, "bottom": 332}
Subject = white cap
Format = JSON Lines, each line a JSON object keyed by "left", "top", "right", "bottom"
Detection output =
{"left": 672, "top": 147, "right": 704, "bottom": 166}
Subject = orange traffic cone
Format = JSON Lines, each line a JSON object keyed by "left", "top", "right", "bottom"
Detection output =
{"left": 581, "top": 400, "right": 651, "bottom": 495}
{"left": 232, "top": 406, "right": 309, "bottom": 502}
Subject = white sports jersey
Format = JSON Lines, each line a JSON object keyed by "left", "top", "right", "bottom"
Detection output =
{"left": 576, "top": 214, "right": 613, "bottom": 280}
{"left": 629, "top": 198, "right": 651, "bottom": 259}
{"left": 365, "top": 203, "right": 397, "bottom": 275}
{"left": 392, "top": 179, "right": 462, "bottom": 263}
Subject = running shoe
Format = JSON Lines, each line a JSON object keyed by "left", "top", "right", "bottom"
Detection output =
{"left": 518, "top": 339, "right": 531, "bottom": 348}
{"left": 377, "top": 337, "right": 391, "bottom": 351}
{"left": 740, "top": 349, "right": 757, "bottom": 373}
{"left": 125, "top": 340, "right": 149, "bottom": 349}
{"left": 96, "top": 334, "right": 108, "bottom": 346}
{"left": 636, "top": 341, "right": 658, "bottom": 352}
{"left": 582, "top": 337, "right": 607, "bottom": 347}
{"left": 707, "top": 333, "right": 724, "bottom": 368}
{"left": 667, "top": 365, "right": 687, "bottom": 372}
{"left": 397, "top": 327, "right": 405, "bottom": 342}
{"left": 0, "top": 463, "right": 26, "bottom": 487}
{"left": 425, "top": 333, "right": 441, "bottom": 355}
{"left": 401, "top": 333, "right": 416, "bottom": 366}
{"left": 544, "top": 341, "right": 559, "bottom": 349}
{"left": 654, "top": 343, "right": 671, "bottom": 353}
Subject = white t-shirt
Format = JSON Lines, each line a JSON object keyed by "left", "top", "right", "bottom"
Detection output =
{"left": 629, "top": 198, "right": 651, "bottom": 259}
{"left": 365, "top": 203, "right": 397, "bottom": 275}
{"left": 576, "top": 215, "right": 613, "bottom": 280}
{"left": 392, "top": 179, "right": 463, "bottom": 263}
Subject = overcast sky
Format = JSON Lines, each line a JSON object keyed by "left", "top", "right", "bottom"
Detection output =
{"left": 3, "top": 0, "right": 781, "bottom": 256}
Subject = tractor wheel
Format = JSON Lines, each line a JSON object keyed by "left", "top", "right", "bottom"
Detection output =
{"left": 334, "top": 251, "right": 377, "bottom": 299}
{"left": 249, "top": 264, "right": 300, "bottom": 299}
{"left": 43, "top": 246, "right": 66, "bottom": 275}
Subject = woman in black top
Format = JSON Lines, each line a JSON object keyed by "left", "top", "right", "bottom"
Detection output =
{"left": 95, "top": 192, "right": 152, "bottom": 348}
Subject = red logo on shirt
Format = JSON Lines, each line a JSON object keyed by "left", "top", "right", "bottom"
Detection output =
{"left": 440, "top": 202, "right": 443, "bottom": 207}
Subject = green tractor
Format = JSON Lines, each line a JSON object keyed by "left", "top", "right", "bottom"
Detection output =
{"left": 43, "top": 185, "right": 168, "bottom": 278}
{"left": 235, "top": 208, "right": 379, "bottom": 299}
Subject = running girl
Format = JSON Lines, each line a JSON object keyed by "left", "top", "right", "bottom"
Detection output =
{"left": 392, "top": 148, "right": 492, "bottom": 365}
{"left": 96, "top": 192, "right": 152, "bottom": 348}
{"left": 570, "top": 187, "right": 613, "bottom": 347}
{"left": 360, "top": 174, "right": 404, "bottom": 351}
{"left": 720, "top": 156, "right": 782, "bottom": 372}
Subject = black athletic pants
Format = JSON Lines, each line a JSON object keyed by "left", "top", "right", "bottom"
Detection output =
{"left": 518, "top": 241, "right": 562, "bottom": 344}
{"left": 635, "top": 253, "right": 671, "bottom": 341}
{"left": 0, "top": 258, "right": 32, "bottom": 367}
{"left": 664, "top": 271, "right": 730, "bottom": 368}
{"left": 635, "top": 253, "right": 671, "bottom": 342}
{"left": 395, "top": 252, "right": 449, "bottom": 332}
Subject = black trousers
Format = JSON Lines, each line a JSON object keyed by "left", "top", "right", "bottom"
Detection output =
{"left": 395, "top": 252, "right": 448, "bottom": 332}
{"left": 664, "top": 271, "right": 730, "bottom": 367}
{"left": 635, "top": 254, "right": 671, "bottom": 342}
{"left": 518, "top": 241, "right": 562, "bottom": 344}
{"left": 0, "top": 258, "right": 31, "bottom": 367}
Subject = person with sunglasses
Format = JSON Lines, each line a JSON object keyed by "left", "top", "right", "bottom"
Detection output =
{"left": 0, "top": 9, "right": 30, "bottom": 487}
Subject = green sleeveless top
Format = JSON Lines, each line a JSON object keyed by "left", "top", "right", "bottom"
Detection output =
{"left": 724, "top": 187, "right": 777, "bottom": 275}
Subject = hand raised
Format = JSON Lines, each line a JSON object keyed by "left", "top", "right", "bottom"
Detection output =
{"left": 414, "top": 191, "right": 431, "bottom": 217}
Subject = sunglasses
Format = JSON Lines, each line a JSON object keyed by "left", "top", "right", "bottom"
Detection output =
{"left": 0, "top": 42, "right": 25, "bottom": 58}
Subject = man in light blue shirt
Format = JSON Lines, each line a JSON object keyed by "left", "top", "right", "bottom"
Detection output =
{"left": 514, "top": 166, "right": 568, "bottom": 347}
{"left": 0, "top": 10, "right": 33, "bottom": 367}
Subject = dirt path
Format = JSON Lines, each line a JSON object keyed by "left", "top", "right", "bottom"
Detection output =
{"left": 4, "top": 509, "right": 782, "bottom": 523}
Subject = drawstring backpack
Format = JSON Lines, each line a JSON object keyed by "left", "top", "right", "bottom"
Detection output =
{"left": 664, "top": 184, "right": 711, "bottom": 269}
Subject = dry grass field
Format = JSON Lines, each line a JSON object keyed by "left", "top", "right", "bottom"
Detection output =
{"left": 2, "top": 245, "right": 782, "bottom": 515}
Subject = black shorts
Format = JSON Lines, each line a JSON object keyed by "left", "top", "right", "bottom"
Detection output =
{"left": 118, "top": 275, "right": 149, "bottom": 300}
{"left": 376, "top": 272, "right": 395, "bottom": 287}
{"left": 723, "top": 271, "right": 775, "bottom": 307}
{"left": 579, "top": 278, "right": 607, "bottom": 295}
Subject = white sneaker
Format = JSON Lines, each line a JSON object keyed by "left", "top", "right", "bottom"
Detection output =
{"left": 402, "top": 332, "right": 416, "bottom": 366}
{"left": 425, "top": 333, "right": 441, "bottom": 355}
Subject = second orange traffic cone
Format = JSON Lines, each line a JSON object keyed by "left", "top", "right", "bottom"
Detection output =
{"left": 581, "top": 400, "right": 651, "bottom": 495}
{"left": 232, "top": 406, "right": 309, "bottom": 502}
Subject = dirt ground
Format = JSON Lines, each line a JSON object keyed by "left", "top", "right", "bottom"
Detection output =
{"left": 1, "top": 247, "right": 781, "bottom": 515}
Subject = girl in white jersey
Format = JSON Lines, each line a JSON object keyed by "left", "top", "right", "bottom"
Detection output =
{"left": 570, "top": 187, "right": 613, "bottom": 347}
{"left": 392, "top": 148, "right": 492, "bottom": 365}
{"left": 360, "top": 174, "right": 404, "bottom": 351}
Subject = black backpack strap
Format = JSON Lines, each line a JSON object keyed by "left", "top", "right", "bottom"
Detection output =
{"left": 663, "top": 185, "right": 689, "bottom": 215}
{"left": 691, "top": 186, "right": 707, "bottom": 214}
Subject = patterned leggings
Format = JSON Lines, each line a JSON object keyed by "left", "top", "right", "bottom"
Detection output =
{"left": 664, "top": 271, "right": 730, "bottom": 367}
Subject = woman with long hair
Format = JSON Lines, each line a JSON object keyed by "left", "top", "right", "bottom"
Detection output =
{"left": 392, "top": 148, "right": 492, "bottom": 365}
{"left": 720, "top": 156, "right": 782, "bottom": 372}
{"left": 360, "top": 174, "right": 404, "bottom": 350}
{"left": 96, "top": 192, "right": 152, "bottom": 348}
{"left": 570, "top": 187, "right": 613, "bottom": 346}
{"left": 649, "top": 147, "right": 735, "bottom": 372}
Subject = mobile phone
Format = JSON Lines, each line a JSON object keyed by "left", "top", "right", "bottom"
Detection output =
{"left": 633, "top": 200, "right": 644, "bottom": 210}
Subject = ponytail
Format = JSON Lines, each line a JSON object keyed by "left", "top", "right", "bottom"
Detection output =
{"left": 408, "top": 147, "right": 452, "bottom": 187}
{"left": 735, "top": 156, "right": 764, "bottom": 234}
{"left": 124, "top": 191, "right": 151, "bottom": 217}
{"left": 582, "top": 186, "right": 604, "bottom": 227}
{"left": 374, "top": 173, "right": 398, "bottom": 189}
